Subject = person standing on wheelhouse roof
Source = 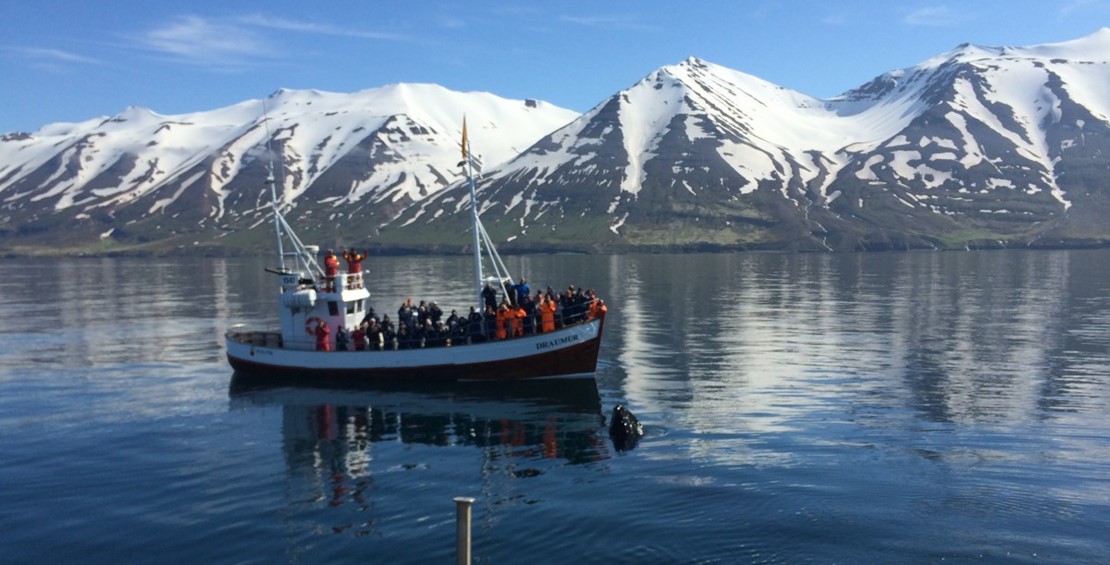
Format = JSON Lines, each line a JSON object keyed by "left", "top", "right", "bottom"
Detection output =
{"left": 323, "top": 249, "right": 340, "bottom": 292}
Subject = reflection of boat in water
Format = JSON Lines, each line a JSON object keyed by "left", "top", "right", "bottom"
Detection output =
{"left": 225, "top": 119, "right": 607, "bottom": 383}
{"left": 229, "top": 376, "right": 609, "bottom": 471}
{"left": 230, "top": 378, "right": 611, "bottom": 540}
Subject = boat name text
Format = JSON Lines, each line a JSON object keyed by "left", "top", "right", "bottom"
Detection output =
{"left": 535, "top": 334, "right": 580, "bottom": 351}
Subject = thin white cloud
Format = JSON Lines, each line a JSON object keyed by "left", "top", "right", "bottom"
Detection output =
{"left": 559, "top": 14, "right": 659, "bottom": 32}
{"left": 5, "top": 46, "right": 101, "bottom": 65}
{"left": 139, "top": 15, "right": 272, "bottom": 67}
{"left": 1059, "top": 0, "right": 1110, "bottom": 15}
{"left": 136, "top": 13, "right": 408, "bottom": 70}
{"left": 236, "top": 14, "right": 409, "bottom": 41}
{"left": 903, "top": 5, "right": 970, "bottom": 27}
{"left": 438, "top": 16, "right": 467, "bottom": 30}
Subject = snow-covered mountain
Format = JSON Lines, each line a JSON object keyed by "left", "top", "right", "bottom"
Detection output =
{"left": 3, "top": 29, "right": 1110, "bottom": 254}
{"left": 0, "top": 84, "right": 577, "bottom": 250}
{"left": 392, "top": 28, "right": 1110, "bottom": 252}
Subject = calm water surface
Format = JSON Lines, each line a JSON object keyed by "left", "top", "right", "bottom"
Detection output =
{"left": 1, "top": 250, "right": 1108, "bottom": 563}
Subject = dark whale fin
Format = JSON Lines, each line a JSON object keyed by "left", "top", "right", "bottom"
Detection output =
{"left": 609, "top": 404, "right": 644, "bottom": 452}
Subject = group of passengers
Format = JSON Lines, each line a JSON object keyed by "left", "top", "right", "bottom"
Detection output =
{"left": 330, "top": 277, "right": 605, "bottom": 352}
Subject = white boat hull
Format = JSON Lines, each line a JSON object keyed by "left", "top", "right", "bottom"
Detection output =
{"left": 226, "top": 316, "right": 604, "bottom": 382}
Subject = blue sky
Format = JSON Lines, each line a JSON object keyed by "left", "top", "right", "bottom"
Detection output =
{"left": 2, "top": 0, "right": 1107, "bottom": 133}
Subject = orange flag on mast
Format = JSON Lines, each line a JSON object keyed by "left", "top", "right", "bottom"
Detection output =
{"left": 461, "top": 117, "right": 469, "bottom": 159}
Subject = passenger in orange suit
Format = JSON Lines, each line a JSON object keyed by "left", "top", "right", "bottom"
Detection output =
{"left": 511, "top": 305, "right": 526, "bottom": 337}
{"left": 495, "top": 303, "right": 511, "bottom": 340}
{"left": 541, "top": 296, "right": 557, "bottom": 332}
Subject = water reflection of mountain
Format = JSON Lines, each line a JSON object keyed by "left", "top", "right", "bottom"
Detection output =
{"left": 610, "top": 250, "right": 1110, "bottom": 433}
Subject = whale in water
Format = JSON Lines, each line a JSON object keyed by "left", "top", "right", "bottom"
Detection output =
{"left": 608, "top": 404, "right": 644, "bottom": 451}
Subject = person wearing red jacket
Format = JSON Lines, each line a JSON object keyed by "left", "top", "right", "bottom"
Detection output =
{"left": 352, "top": 325, "right": 367, "bottom": 351}
{"left": 343, "top": 249, "right": 366, "bottom": 289}
{"left": 323, "top": 249, "right": 340, "bottom": 292}
{"left": 314, "top": 320, "right": 331, "bottom": 351}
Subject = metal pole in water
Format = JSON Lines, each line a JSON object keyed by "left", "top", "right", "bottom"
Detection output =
{"left": 454, "top": 496, "right": 476, "bottom": 565}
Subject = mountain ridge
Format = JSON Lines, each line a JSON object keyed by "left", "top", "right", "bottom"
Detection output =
{"left": 382, "top": 28, "right": 1110, "bottom": 253}
{"left": 3, "top": 29, "right": 1110, "bottom": 255}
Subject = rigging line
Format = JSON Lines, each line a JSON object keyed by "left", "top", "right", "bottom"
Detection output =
{"left": 478, "top": 218, "right": 512, "bottom": 282}
{"left": 475, "top": 218, "right": 513, "bottom": 300}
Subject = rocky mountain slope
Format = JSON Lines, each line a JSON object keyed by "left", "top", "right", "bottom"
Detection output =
{"left": 0, "top": 84, "right": 576, "bottom": 253}
{"left": 391, "top": 29, "right": 1110, "bottom": 252}
{"left": 3, "top": 29, "right": 1109, "bottom": 255}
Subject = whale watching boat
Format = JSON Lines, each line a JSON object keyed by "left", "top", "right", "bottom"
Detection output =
{"left": 225, "top": 119, "right": 607, "bottom": 382}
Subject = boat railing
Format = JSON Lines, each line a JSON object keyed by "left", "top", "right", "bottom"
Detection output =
{"left": 230, "top": 298, "right": 605, "bottom": 352}
{"left": 308, "top": 271, "right": 368, "bottom": 292}
{"left": 330, "top": 297, "right": 606, "bottom": 352}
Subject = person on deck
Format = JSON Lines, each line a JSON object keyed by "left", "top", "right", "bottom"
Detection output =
{"left": 352, "top": 325, "right": 367, "bottom": 351}
{"left": 483, "top": 305, "right": 497, "bottom": 341}
{"left": 398, "top": 301, "right": 414, "bottom": 331}
{"left": 540, "top": 295, "right": 557, "bottom": 333}
{"left": 521, "top": 291, "right": 536, "bottom": 334}
{"left": 482, "top": 283, "right": 498, "bottom": 312}
{"left": 313, "top": 320, "right": 331, "bottom": 352}
{"left": 511, "top": 303, "right": 526, "bottom": 337}
{"left": 417, "top": 301, "right": 430, "bottom": 327}
{"left": 495, "top": 303, "right": 511, "bottom": 340}
{"left": 514, "top": 278, "right": 530, "bottom": 306}
{"left": 397, "top": 324, "right": 414, "bottom": 350}
{"left": 323, "top": 250, "right": 340, "bottom": 292}
{"left": 559, "top": 287, "right": 574, "bottom": 325}
{"left": 468, "top": 306, "right": 484, "bottom": 343}
{"left": 335, "top": 326, "right": 349, "bottom": 351}
{"left": 586, "top": 291, "right": 607, "bottom": 320}
{"left": 366, "top": 320, "right": 383, "bottom": 351}
{"left": 342, "top": 249, "right": 366, "bottom": 289}
{"left": 382, "top": 319, "right": 397, "bottom": 350}
{"left": 361, "top": 307, "right": 379, "bottom": 327}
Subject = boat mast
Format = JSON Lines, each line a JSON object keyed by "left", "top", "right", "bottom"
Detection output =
{"left": 262, "top": 101, "right": 287, "bottom": 272}
{"left": 268, "top": 171, "right": 286, "bottom": 272}
{"left": 462, "top": 117, "right": 484, "bottom": 313}
{"left": 260, "top": 99, "right": 322, "bottom": 279}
